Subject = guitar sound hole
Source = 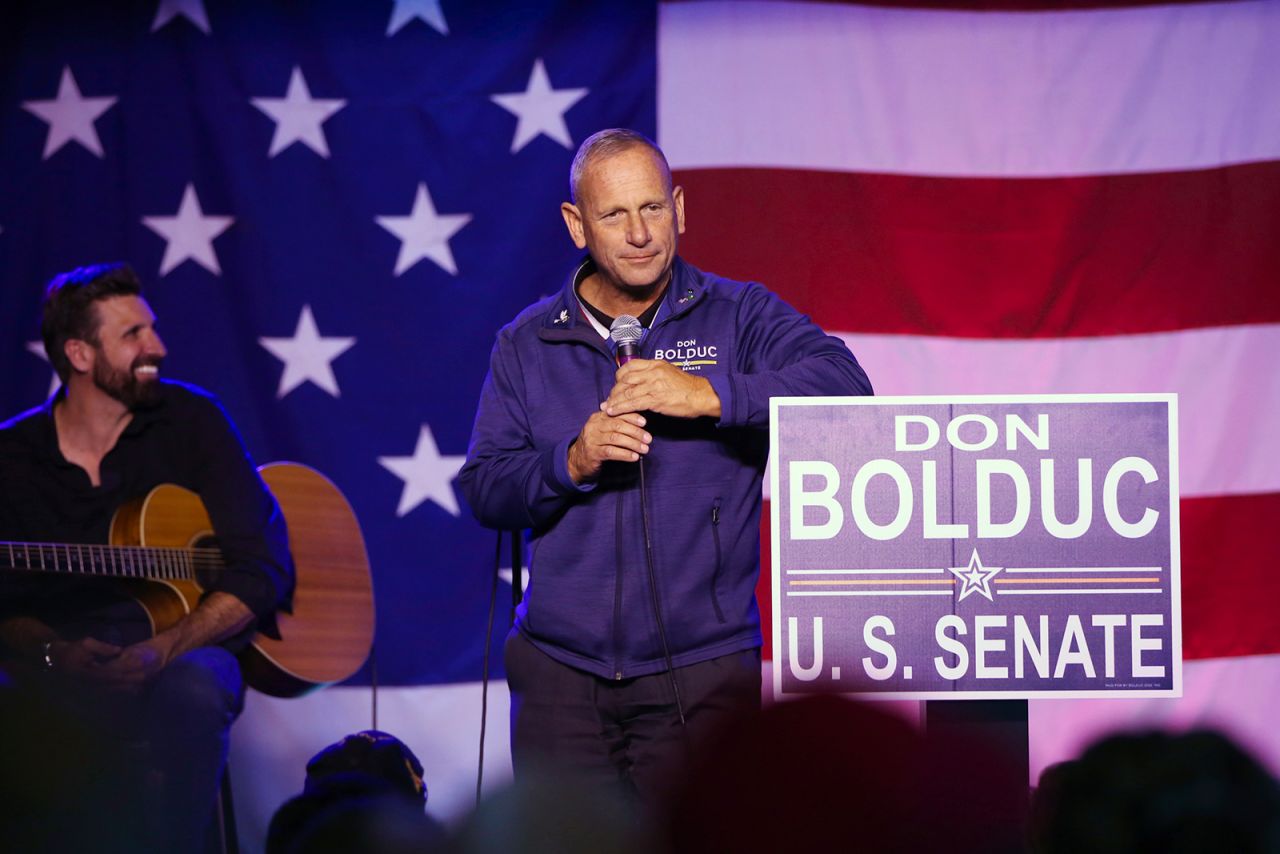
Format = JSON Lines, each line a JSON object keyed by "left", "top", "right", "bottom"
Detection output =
{"left": 192, "top": 534, "right": 221, "bottom": 589}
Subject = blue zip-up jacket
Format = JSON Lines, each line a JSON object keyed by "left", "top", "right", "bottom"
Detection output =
{"left": 459, "top": 258, "right": 872, "bottom": 679}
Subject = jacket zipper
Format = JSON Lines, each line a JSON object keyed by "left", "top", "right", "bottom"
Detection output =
{"left": 612, "top": 320, "right": 644, "bottom": 681}
{"left": 613, "top": 489, "right": 625, "bottom": 679}
{"left": 604, "top": 299, "right": 692, "bottom": 679}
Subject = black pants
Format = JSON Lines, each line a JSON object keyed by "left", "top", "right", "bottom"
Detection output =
{"left": 505, "top": 629, "right": 761, "bottom": 802}
{"left": 0, "top": 646, "right": 243, "bottom": 852}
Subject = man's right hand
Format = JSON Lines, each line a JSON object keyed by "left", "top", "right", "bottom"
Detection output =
{"left": 567, "top": 408, "right": 652, "bottom": 484}
{"left": 48, "top": 636, "right": 123, "bottom": 679}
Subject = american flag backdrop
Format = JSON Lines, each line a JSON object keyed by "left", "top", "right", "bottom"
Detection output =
{"left": 1, "top": 0, "right": 1278, "bottom": 847}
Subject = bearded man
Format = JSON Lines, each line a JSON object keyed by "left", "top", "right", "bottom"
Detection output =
{"left": 0, "top": 262, "right": 293, "bottom": 850}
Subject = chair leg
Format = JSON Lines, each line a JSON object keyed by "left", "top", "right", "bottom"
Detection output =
{"left": 213, "top": 764, "right": 240, "bottom": 854}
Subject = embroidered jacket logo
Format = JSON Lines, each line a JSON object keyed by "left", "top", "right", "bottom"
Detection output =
{"left": 654, "top": 338, "right": 718, "bottom": 372}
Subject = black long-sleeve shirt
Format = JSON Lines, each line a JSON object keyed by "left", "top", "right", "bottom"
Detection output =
{"left": 0, "top": 380, "right": 293, "bottom": 651}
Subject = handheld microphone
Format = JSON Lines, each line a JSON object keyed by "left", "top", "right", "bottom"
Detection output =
{"left": 609, "top": 315, "right": 643, "bottom": 366}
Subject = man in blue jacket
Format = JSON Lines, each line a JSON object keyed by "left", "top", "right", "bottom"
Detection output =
{"left": 459, "top": 129, "right": 872, "bottom": 799}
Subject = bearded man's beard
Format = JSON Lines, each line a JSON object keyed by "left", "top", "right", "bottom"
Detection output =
{"left": 92, "top": 353, "right": 163, "bottom": 408}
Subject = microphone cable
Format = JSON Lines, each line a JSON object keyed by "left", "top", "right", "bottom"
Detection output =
{"left": 638, "top": 454, "right": 687, "bottom": 727}
{"left": 611, "top": 313, "right": 686, "bottom": 728}
{"left": 370, "top": 641, "right": 379, "bottom": 730}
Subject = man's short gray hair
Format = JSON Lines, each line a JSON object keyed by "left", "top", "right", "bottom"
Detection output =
{"left": 569, "top": 128, "right": 670, "bottom": 204}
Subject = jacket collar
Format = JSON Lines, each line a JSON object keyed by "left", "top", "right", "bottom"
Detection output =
{"left": 538, "top": 256, "right": 705, "bottom": 344}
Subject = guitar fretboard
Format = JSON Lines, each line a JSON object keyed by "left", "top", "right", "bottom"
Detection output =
{"left": 1, "top": 541, "right": 224, "bottom": 581}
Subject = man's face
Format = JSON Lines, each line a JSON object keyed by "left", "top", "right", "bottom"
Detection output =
{"left": 85, "top": 295, "right": 167, "bottom": 407}
{"left": 562, "top": 145, "right": 686, "bottom": 295}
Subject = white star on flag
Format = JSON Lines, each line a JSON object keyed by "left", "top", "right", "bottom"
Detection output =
{"left": 22, "top": 67, "right": 118, "bottom": 160}
{"left": 376, "top": 183, "right": 472, "bottom": 276}
{"left": 258, "top": 305, "right": 356, "bottom": 399}
{"left": 947, "top": 549, "right": 1005, "bottom": 602}
{"left": 142, "top": 184, "right": 234, "bottom": 276}
{"left": 250, "top": 67, "right": 346, "bottom": 158}
{"left": 379, "top": 424, "right": 466, "bottom": 517}
{"left": 387, "top": 0, "right": 448, "bottom": 36}
{"left": 490, "top": 58, "right": 588, "bottom": 153}
{"left": 151, "top": 0, "right": 211, "bottom": 34}
{"left": 26, "top": 341, "right": 61, "bottom": 399}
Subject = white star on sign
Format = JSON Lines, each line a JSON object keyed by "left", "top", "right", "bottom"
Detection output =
{"left": 27, "top": 341, "right": 61, "bottom": 398}
{"left": 251, "top": 67, "right": 346, "bottom": 158}
{"left": 490, "top": 58, "right": 588, "bottom": 153}
{"left": 379, "top": 424, "right": 466, "bottom": 517}
{"left": 258, "top": 305, "right": 355, "bottom": 399}
{"left": 141, "top": 184, "right": 234, "bottom": 276}
{"left": 387, "top": 0, "right": 448, "bottom": 36}
{"left": 22, "top": 67, "right": 118, "bottom": 160}
{"left": 151, "top": 0, "right": 211, "bottom": 33}
{"left": 375, "top": 183, "right": 472, "bottom": 276}
{"left": 947, "top": 549, "right": 1004, "bottom": 602}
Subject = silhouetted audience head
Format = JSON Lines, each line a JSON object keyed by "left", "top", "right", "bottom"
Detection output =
{"left": 267, "top": 730, "right": 444, "bottom": 854}
{"left": 305, "top": 729, "right": 427, "bottom": 804}
{"left": 1030, "top": 729, "right": 1280, "bottom": 854}
{"left": 448, "top": 764, "right": 654, "bottom": 854}
{"left": 662, "top": 695, "right": 1023, "bottom": 853}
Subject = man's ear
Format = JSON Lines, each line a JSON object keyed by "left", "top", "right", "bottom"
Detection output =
{"left": 64, "top": 339, "right": 94, "bottom": 375}
{"left": 673, "top": 185, "right": 686, "bottom": 236}
{"left": 561, "top": 202, "right": 587, "bottom": 249}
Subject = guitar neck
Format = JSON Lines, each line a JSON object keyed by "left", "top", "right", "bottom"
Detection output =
{"left": 0, "top": 541, "right": 222, "bottom": 582}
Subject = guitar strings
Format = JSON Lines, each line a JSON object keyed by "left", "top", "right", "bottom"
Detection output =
{"left": 4, "top": 542, "right": 238, "bottom": 578}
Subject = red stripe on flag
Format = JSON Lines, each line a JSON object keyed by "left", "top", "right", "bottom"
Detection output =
{"left": 757, "top": 508, "right": 774, "bottom": 663}
{"left": 676, "top": 162, "right": 1280, "bottom": 338}
{"left": 1182, "top": 491, "right": 1280, "bottom": 661}
{"left": 758, "top": 491, "right": 1280, "bottom": 663}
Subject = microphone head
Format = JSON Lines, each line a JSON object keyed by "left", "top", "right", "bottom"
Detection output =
{"left": 609, "top": 315, "right": 644, "bottom": 348}
{"left": 609, "top": 315, "right": 643, "bottom": 366}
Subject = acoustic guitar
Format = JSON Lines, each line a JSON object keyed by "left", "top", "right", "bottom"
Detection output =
{"left": 0, "top": 462, "right": 375, "bottom": 697}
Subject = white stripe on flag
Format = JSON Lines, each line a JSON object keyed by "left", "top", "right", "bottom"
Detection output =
{"left": 833, "top": 324, "right": 1280, "bottom": 499}
{"left": 761, "top": 323, "right": 1279, "bottom": 501}
{"left": 1030, "top": 652, "right": 1280, "bottom": 784}
{"left": 659, "top": 0, "right": 1280, "bottom": 177}
{"left": 230, "top": 684, "right": 514, "bottom": 835}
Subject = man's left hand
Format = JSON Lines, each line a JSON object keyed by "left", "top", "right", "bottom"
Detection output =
{"left": 603, "top": 359, "right": 721, "bottom": 420}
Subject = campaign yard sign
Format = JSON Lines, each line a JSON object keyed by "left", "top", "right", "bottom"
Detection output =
{"left": 770, "top": 395, "right": 1181, "bottom": 700}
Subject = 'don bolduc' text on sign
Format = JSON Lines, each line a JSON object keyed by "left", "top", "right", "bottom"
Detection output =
{"left": 770, "top": 395, "right": 1181, "bottom": 700}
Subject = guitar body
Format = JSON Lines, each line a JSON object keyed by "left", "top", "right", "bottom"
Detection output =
{"left": 109, "top": 481, "right": 210, "bottom": 634}
{"left": 109, "top": 463, "right": 375, "bottom": 697}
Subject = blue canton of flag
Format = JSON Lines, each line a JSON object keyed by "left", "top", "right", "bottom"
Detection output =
{"left": 0, "top": 0, "right": 658, "bottom": 691}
